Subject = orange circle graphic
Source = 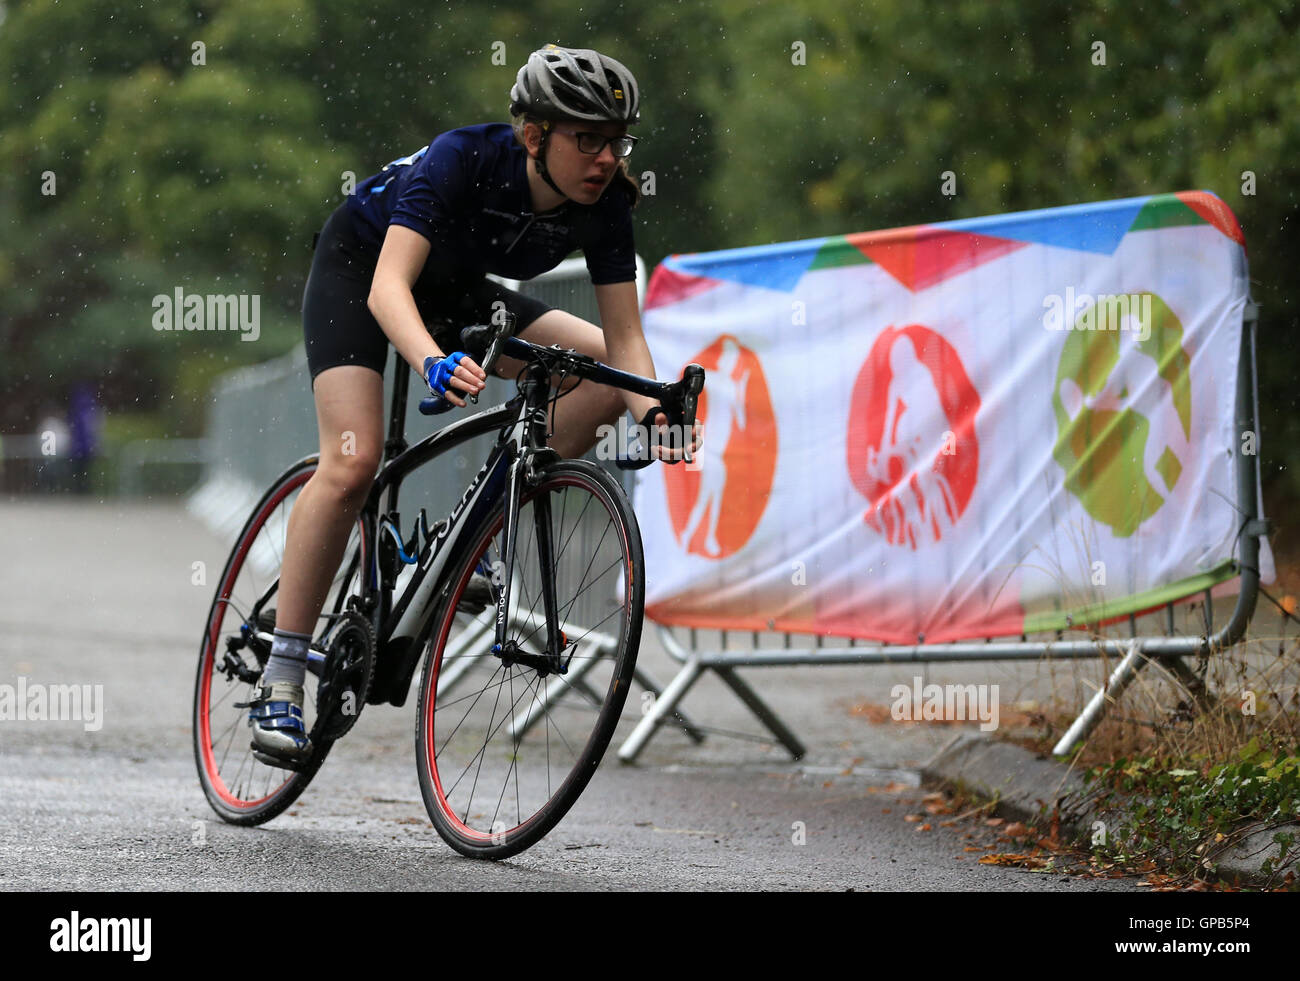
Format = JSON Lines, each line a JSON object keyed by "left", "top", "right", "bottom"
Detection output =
{"left": 664, "top": 335, "right": 778, "bottom": 559}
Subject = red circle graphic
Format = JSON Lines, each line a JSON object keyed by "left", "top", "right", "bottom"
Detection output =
{"left": 846, "top": 325, "right": 981, "bottom": 549}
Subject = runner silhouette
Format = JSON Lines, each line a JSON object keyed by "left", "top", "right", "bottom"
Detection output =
{"left": 680, "top": 338, "right": 750, "bottom": 557}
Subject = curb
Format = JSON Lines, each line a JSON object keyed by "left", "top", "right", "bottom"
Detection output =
{"left": 921, "top": 732, "right": 1295, "bottom": 888}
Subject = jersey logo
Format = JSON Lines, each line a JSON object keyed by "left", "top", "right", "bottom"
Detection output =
{"left": 381, "top": 145, "right": 430, "bottom": 171}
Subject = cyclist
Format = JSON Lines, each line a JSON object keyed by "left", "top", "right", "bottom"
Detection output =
{"left": 246, "top": 44, "right": 698, "bottom": 769}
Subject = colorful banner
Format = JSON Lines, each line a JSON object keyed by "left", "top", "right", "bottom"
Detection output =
{"left": 636, "top": 191, "right": 1272, "bottom": 644}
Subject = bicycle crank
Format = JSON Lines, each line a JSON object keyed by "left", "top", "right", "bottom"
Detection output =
{"left": 314, "top": 608, "right": 376, "bottom": 741}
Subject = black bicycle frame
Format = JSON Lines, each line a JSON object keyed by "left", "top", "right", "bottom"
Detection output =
{"left": 342, "top": 343, "right": 684, "bottom": 708}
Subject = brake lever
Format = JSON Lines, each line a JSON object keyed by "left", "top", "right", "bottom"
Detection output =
{"left": 614, "top": 364, "right": 706, "bottom": 469}
{"left": 457, "top": 313, "right": 518, "bottom": 404}
{"left": 678, "top": 364, "right": 705, "bottom": 463}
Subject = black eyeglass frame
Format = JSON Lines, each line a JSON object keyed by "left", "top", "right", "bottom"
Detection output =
{"left": 549, "top": 126, "right": 638, "bottom": 158}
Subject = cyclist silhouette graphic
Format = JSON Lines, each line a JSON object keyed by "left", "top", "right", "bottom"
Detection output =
{"left": 680, "top": 337, "right": 749, "bottom": 557}
{"left": 1056, "top": 306, "right": 1191, "bottom": 502}
{"left": 864, "top": 331, "right": 960, "bottom": 547}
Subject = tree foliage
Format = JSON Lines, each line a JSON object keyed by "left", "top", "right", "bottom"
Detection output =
{"left": 1, "top": 0, "right": 1296, "bottom": 502}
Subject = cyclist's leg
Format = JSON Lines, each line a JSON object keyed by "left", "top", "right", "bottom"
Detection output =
{"left": 274, "top": 364, "right": 384, "bottom": 635}
{"left": 495, "top": 309, "right": 625, "bottom": 460}
{"left": 285, "top": 202, "right": 390, "bottom": 636}
{"left": 243, "top": 204, "right": 387, "bottom": 765}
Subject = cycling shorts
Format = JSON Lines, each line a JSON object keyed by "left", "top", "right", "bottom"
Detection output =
{"left": 302, "top": 203, "right": 552, "bottom": 387}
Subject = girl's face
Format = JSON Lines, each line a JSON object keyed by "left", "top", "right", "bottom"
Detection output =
{"left": 528, "top": 119, "right": 627, "bottom": 205}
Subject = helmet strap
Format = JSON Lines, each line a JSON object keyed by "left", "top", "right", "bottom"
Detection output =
{"left": 533, "top": 120, "right": 567, "bottom": 199}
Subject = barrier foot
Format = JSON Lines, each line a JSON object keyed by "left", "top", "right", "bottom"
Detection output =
{"left": 1052, "top": 640, "right": 1149, "bottom": 757}
{"left": 713, "top": 666, "right": 807, "bottom": 761}
{"left": 617, "top": 658, "right": 705, "bottom": 764}
{"left": 1159, "top": 653, "right": 1215, "bottom": 714}
{"left": 632, "top": 664, "right": 706, "bottom": 744}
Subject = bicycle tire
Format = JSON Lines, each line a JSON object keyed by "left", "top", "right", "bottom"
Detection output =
{"left": 414, "top": 458, "right": 645, "bottom": 859}
{"left": 192, "top": 457, "right": 369, "bottom": 825}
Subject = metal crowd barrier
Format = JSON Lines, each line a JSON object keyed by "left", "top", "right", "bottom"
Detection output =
{"left": 615, "top": 301, "right": 1270, "bottom": 762}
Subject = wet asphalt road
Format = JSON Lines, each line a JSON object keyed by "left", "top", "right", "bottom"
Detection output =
{"left": 0, "top": 498, "right": 1144, "bottom": 891}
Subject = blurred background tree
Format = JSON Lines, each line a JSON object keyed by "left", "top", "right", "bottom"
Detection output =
{"left": 0, "top": 0, "right": 1295, "bottom": 521}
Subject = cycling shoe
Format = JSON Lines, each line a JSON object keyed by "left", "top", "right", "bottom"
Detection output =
{"left": 241, "top": 681, "right": 313, "bottom": 770}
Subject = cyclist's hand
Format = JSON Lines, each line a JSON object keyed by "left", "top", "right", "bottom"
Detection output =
{"left": 645, "top": 408, "right": 703, "bottom": 464}
{"left": 424, "top": 352, "right": 487, "bottom": 408}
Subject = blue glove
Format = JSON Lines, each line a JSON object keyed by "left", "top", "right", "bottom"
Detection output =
{"left": 418, "top": 352, "right": 470, "bottom": 416}
{"left": 422, "top": 352, "right": 469, "bottom": 414}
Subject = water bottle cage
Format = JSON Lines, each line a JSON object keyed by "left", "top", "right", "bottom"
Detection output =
{"left": 378, "top": 511, "right": 431, "bottom": 587}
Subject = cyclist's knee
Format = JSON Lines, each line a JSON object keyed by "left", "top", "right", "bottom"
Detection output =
{"left": 316, "top": 446, "right": 380, "bottom": 503}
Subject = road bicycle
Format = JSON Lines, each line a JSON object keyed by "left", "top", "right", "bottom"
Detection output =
{"left": 192, "top": 314, "right": 704, "bottom": 859}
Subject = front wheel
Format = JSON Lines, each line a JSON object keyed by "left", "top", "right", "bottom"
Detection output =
{"left": 415, "top": 459, "right": 645, "bottom": 859}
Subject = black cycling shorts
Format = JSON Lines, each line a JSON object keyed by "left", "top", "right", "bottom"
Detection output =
{"left": 302, "top": 203, "right": 553, "bottom": 387}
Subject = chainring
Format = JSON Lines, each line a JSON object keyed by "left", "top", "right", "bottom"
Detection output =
{"left": 314, "top": 609, "right": 376, "bottom": 742}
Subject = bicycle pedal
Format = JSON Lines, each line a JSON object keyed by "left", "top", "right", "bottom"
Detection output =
{"left": 250, "top": 745, "right": 308, "bottom": 772}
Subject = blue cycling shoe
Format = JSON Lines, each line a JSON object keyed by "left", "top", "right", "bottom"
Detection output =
{"left": 242, "top": 681, "right": 313, "bottom": 770}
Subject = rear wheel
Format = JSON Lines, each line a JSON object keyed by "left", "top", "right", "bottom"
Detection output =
{"left": 192, "top": 458, "right": 368, "bottom": 824}
{"left": 415, "top": 459, "right": 644, "bottom": 859}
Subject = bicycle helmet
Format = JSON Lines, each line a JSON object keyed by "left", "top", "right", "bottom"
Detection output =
{"left": 510, "top": 44, "right": 640, "bottom": 125}
{"left": 510, "top": 44, "right": 640, "bottom": 199}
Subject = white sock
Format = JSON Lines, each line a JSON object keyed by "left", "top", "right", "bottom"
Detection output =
{"left": 263, "top": 628, "right": 311, "bottom": 687}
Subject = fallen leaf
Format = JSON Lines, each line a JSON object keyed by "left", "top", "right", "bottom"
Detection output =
{"left": 979, "top": 853, "right": 1051, "bottom": 869}
{"left": 1004, "top": 821, "right": 1031, "bottom": 838}
{"left": 984, "top": 817, "right": 1005, "bottom": 827}
{"left": 881, "top": 808, "right": 892, "bottom": 815}
{"left": 917, "top": 823, "right": 933, "bottom": 832}
{"left": 903, "top": 814, "right": 923, "bottom": 823}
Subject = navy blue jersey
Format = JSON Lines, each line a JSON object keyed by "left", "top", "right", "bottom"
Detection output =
{"left": 344, "top": 123, "right": 636, "bottom": 286}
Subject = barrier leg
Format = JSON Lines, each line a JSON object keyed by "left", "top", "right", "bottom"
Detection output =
{"left": 435, "top": 616, "right": 494, "bottom": 697}
{"left": 1052, "top": 640, "right": 1149, "bottom": 757}
{"left": 1159, "top": 653, "right": 1215, "bottom": 714}
{"left": 617, "top": 658, "right": 705, "bottom": 764}
{"left": 713, "top": 666, "right": 807, "bottom": 761}
{"left": 632, "top": 664, "right": 706, "bottom": 743}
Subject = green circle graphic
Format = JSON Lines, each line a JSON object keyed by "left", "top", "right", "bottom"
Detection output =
{"left": 1050, "top": 292, "right": 1192, "bottom": 538}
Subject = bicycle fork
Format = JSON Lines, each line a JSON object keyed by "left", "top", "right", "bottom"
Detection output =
{"left": 490, "top": 378, "right": 567, "bottom": 676}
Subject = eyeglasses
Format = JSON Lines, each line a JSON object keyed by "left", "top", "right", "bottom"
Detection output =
{"left": 550, "top": 127, "right": 638, "bottom": 158}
